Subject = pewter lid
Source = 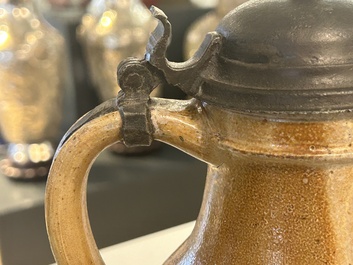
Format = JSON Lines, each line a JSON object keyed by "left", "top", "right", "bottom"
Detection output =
{"left": 208, "top": 0, "right": 353, "bottom": 113}
{"left": 121, "top": 1, "right": 353, "bottom": 115}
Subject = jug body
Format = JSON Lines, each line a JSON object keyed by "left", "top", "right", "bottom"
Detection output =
{"left": 45, "top": 97, "right": 353, "bottom": 264}
{"left": 161, "top": 103, "right": 353, "bottom": 264}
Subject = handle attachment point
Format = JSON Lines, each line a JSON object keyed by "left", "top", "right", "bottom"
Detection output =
{"left": 116, "top": 6, "right": 222, "bottom": 147}
{"left": 117, "top": 58, "right": 161, "bottom": 147}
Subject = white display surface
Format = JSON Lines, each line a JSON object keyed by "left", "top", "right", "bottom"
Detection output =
{"left": 101, "top": 221, "right": 195, "bottom": 264}
{"left": 51, "top": 222, "right": 195, "bottom": 265}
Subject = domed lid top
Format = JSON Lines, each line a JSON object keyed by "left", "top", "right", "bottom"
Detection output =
{"left": 217, "top": 0, "right": 353, "bottom": 67}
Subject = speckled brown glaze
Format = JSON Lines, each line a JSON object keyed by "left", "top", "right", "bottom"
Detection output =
{"left": 46, "top": 97, "right": 353, "bottom": 264}
{"left": 152, "top": 98, "right": 353, "bottom": 264}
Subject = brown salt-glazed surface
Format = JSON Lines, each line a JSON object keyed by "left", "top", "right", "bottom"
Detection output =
{"left": 46, "top": 98, "right": 353, "bottom": 264}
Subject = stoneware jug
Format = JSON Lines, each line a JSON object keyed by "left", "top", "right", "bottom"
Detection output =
{"left": 46, "top": 1, "right": 353, "bottom": 264}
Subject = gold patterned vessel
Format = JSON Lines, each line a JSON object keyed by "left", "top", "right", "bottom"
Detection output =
{"left": 78, "top": 0, "right": 157, "bottom": 101}
{"left": 46, "top": 1, "right": 353, "bottom": 264}
{"left": 37, "top": 0, "right": 90, "bottom": 19}
{"left": 0, "top": 0, "right": 65, "bottom": 179}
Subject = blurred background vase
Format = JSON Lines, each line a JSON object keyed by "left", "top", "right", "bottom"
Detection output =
{"left": 43, "top": 0, "right": 89, "bottom": 17}
{"left": 77, "top": 0, "right": 161, "bottom": 154}
{"left": 37, "top": 0, "right": 90, "bottom": 20}
{"left": 184, "top": 0, "right": 248, "bottom": 59}
{"left": 0, "top": 0, "right": 65, "bottom": 179}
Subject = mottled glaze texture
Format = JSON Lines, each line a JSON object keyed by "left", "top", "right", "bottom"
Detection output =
{"left": 46, "top": 107, "right": 121, "bottom": 265}
{"left": 46, "top": 98, "right": 353, "bottom": 264}
{"left": 152, "top": 99, "right": 353, "bottom": 264}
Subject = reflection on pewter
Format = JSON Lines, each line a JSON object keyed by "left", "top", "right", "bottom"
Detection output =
{"left": 184, "top": 0, "right": 248, "bottom": 59}
{"left": 0, "top": 0, "right": 65, "bottom": 179}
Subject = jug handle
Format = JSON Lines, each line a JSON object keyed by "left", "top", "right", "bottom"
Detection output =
{"left": 45, "top": 96, "right": 219, "bottom": 264}
{"left": 46, "top": 6, "right": 222, "bottom": 263}
{"left": 45, "top": 98, "right": 121, "bottom": 264}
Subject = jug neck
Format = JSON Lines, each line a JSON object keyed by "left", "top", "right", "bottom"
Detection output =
{"left": 152, "top": 99, "right": 353, "bottom": 167}
{"left": 201, "top": 103, "right": 353, "bottom": 161}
